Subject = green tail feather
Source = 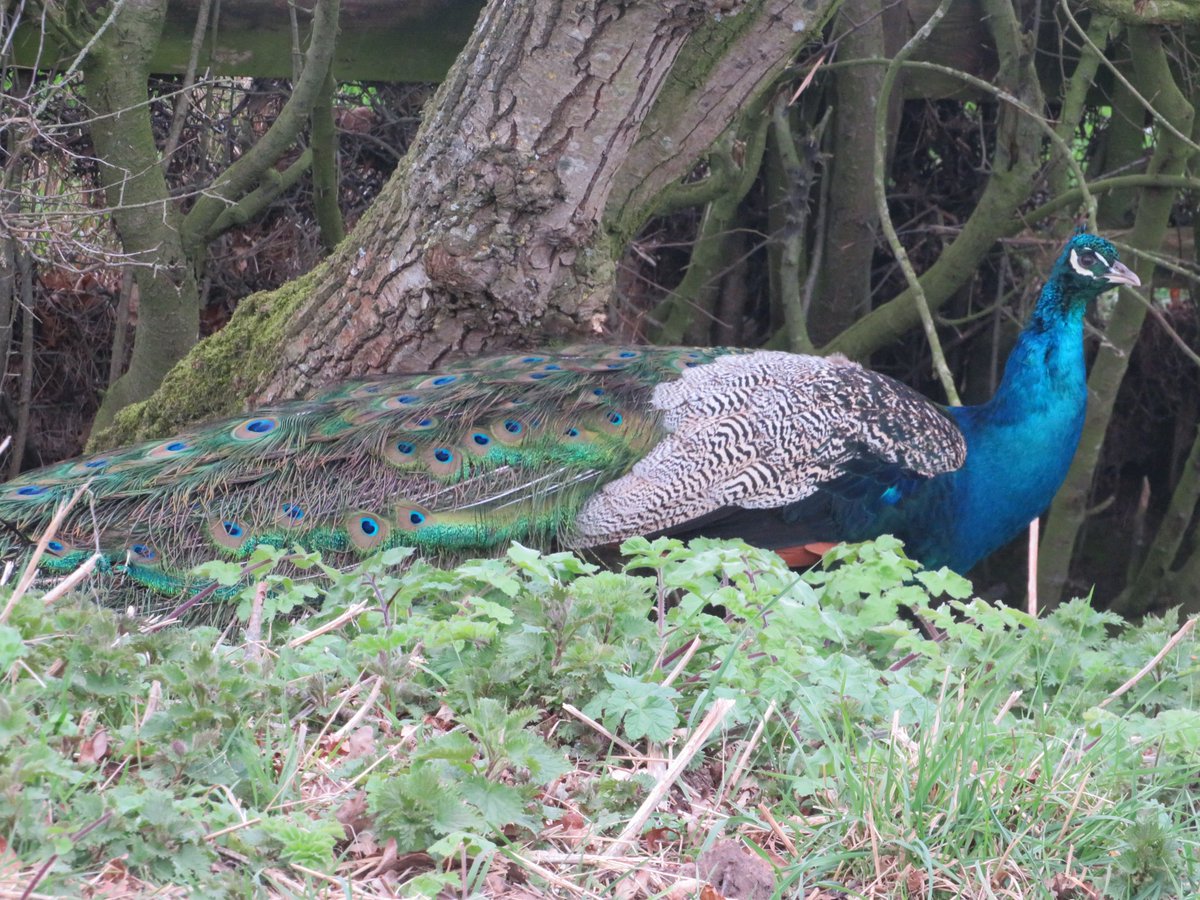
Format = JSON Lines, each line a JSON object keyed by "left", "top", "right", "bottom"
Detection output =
{"left": 0, "top": 346, "right": 731, "bottom": 599}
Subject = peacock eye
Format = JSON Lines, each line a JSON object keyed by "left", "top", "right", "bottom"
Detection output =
{"left": 1078, "top": 251, "right": 1097, "bottom": 267}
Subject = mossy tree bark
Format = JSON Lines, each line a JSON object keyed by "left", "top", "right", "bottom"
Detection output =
{"left": 310, "top": 68, "right": 346, "bottom": 252}
{"left": 81, "top": 0, "right": 200, "bottom": 431}
{"left": 1095, "top": 70, "right": 1148, "bottom": 227}
{"left": 97, "top": 0, "right": 834, "bottom": 444}
{"left": 648, "top": 115, "right": 771, "bottom": 345}
{"left": 824, "top": 0, "right": 1050, "bottom": 360}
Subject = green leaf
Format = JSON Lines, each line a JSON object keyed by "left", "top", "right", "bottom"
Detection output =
{"left": 620, "top": 692, "right": 677, "bottom": 742}
{"left": 457, "top": 559, "right": 523, "bottom": 597}
{"left": 427, "top": 830, "right": 497, "bottom": 860}
{"left": 263, "top": 815, "right": 343, "bottom": 872}
{"left": 413, "top": 730, "right": 478, "bottom": 770}
{"left": 191, "top": 560, "right": 246, "bottom": 586}
{"left": 503, "top": 730, "right": 571, "bottom": 783}
{"left": 460, "top": 776, "right": 535, "bottom": 830}
{"left": 0, "top": 624, "right": 25, "bottom": 669}
{"left": 593, "top": 673, "right": 680, "bottom": 742}
{"left": 466, "top": 596, "right": 515, "bottom": 624}
{"left": 915, "top": 567, "right": 974, "bottom": 599}
{"left": 381, "top": 546, "right": 416, "bottom": 566}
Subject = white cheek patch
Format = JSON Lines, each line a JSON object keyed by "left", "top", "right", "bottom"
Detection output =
{"left": 1070, "top": 248, "right": 1109, "bottom": 277}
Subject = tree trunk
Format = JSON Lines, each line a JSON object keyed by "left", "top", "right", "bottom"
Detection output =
{"left": 1038, "top": 25, "right": 1197, "bottom": 606}
{"left": 255, "top": 0, "right": 826, "bottom": 403}
{"left": 84, "top": 0, "right": 201, "bottom": 430}
{"left": 64, "top": 0, "right": 338, "bottom": 429}
{"left": 96, "top": 0, "right": 832, "bottom": 444}
{"left": 811, "top": 0, "right": 888, "bottom": 345}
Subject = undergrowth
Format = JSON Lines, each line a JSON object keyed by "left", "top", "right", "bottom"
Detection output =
{"left": 0, "top": 536, "right": 1197, "bottom": 897}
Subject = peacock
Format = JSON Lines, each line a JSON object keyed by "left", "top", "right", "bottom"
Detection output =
{"left": 0, "top": 233, "right": 1138, "bottom": 598}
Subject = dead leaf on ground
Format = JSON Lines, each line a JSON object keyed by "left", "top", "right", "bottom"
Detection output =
{"left": 1048, "top": 871, "right": 1101, "bottom": 899}
{"left": 78, "top": 727, "right": 109, "bottom": 764}
{"left": 697, "top": 840, "right": 776, "bottom": 900}
{"left": 336, "top": 789, "right": 371, "bottom": 834}
{"left": 344, "top": 726, "right": 376, "bottom": 759}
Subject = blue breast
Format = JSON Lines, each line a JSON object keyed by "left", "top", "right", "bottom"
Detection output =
{"left": 900, "top": 310, "right": 1088, "bottom": 571}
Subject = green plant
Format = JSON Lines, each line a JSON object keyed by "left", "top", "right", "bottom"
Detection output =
{"left": 2, "top": 536, "right": 1197, "bottom": 896}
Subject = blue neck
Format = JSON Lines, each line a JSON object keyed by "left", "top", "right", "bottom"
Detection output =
{"left": 829, "top": 237, "right": 1131, "bottom": 572}
{"left": 938, "top": 285, "right": 1088, "bottom": 570}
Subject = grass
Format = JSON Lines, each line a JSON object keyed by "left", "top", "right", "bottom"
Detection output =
{"left": 1, "top": 535, "right": 1197, "bottom": 898}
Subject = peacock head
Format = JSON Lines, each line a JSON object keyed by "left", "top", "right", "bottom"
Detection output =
{"left": 1050, "top": 233, "right": 1141, "bottom": 308}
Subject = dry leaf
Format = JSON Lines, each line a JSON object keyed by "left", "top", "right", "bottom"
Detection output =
{"left": 1048, "top": 872, "right": 1101, "bottom": 899}
{"left": 642, "top": 826, "right": 677, "bottom": 852}
{"left": 345, "top": 726, "right": 376, "bottom": 759}
{"left": 336, "top": 789, "right": 371, "bottom": 833}
{"left": 78, "top": 727, "right": 109, "bottom": 764}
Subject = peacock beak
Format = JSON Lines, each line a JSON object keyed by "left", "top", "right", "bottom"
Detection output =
{"left": 1104, "top": 260, "right": 1141, "bottom": 287}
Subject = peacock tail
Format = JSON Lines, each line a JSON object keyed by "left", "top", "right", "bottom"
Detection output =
{"left": 0, "top": 345, "right": 962, "bottom": 598}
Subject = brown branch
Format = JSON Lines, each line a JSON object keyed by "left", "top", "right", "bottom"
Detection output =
{"left": 180, "top": 0, "right": 340, "bottom": 254}
{"left": 872, "top": 0, "right": 959, "bottom": 404}
{"left": 160, "top": 0, "right": 214, "bottom": 169}
{"left": 310, "top": 66, "right": 345, "bottom": 251}
{"left": 1085, "top": 0, "right": 1200, "bottom": 26}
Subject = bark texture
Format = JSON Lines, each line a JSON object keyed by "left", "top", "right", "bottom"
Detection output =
{"left": 259, "top": 0, "right": 709, "bottom": 397}
{"left": 1038, "top": 25, "right": 1197, "bottom": 606}
{"left": 96, "top": 0, "right": 830, "bottom": 444}
{"left": 83, "top": 0, "right": 200, "bottom": 429}
{"left": 259, "top": 0, "right": 829, "bottom": 402}
{"left": 811, "top": 0, "right": 888, "bottom": 345}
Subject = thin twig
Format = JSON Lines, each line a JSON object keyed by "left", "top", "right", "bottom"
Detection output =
{"left": 1098, "top": 616, "right": 1197, "bottom": 709}
{"left": 757, "top": 801, "right": 798, "bottom": 856}
{"left": 607, "top": 698, "right": 736, "bottom": 854}
{"left": 825, "top": 56, "right": 1096, "bottom": 224}
{"left": 562, "top": 703, "right": 644, "bottom": 759}
{"left": 2, "top": 483, "right": 90, "bottom": 622}
{"left": 504, "top": 851, "right": 601, "bottom": 898}
{"left": 286, "top": 601, "right": 369, "bottom": 647}
{"left": 33, "top": 0, "right": 128, "bottom": 117}
{"left": 161, "top": 0, "right": 214, "bottom": 168}
{"left": 39, "top": 553, "right": 102, "bottom": 606}
{"left": 993, "top": 690, "right": 1023, "bottom": 725}
{"left": 661, "top": 637, "right": 701, "bottom": 687}
{"left": 1135, "top": 290, "right": 1200, "bottom": 370}
{"left": 331, "top": 675, "right": 384, "bottom": 742}
{"left": 871, "top": 0, "right": 961, "bottom": 404}
{"left": 716, "top": 700, "right": 777, "bottom": 811}
{"left": 1059, "top": 0, "right": 1200, "bottom": 157}
{"left": 1053, "top": 765, "right": 1092, "bottom": 847}
{"left": 1027, "top": 517, "right": 1039, "bottom": 617}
